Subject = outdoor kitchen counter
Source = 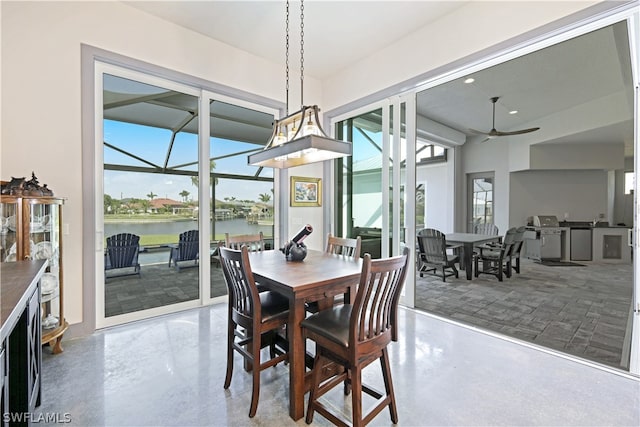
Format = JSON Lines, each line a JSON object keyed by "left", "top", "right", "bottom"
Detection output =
{"left": 591, "top": 226, "right": 632, "bottom": 263}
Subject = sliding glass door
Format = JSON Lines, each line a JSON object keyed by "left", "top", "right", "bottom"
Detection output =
{"left": 95, "top": 64, "right": 277, "bottom": 328}
{"left": 334, "top": 96, "right": 415, "bottom": 306}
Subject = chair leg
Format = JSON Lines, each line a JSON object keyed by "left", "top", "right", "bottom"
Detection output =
{"left": 224, "top": 322, "right": 235, "bottom": 390}
{"left": 306, "top": 354, "right": 325, "bottom": 424}
{"left": 249, "top": 334, "right": 261, "bottom": 417}
{"left": 441, "top": 266, "right": 446, "bottom": 282}
{"left": 351, "top": 365, "right": 363, "bottom": 427}
{"left": 380, "top": 348, "right": 398, "bottom": 423}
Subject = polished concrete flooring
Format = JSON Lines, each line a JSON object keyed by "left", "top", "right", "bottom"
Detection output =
{"left": 37, "top": 304, "right": 638, "bottom": 426}
{"left": 105, "top": 252, "right": 632, "bottom": 370}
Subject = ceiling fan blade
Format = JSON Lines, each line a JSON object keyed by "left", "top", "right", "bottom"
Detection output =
{"left": 468, "top": 128, "right": 490, "bottom": 136}
{"left": 473, "top": 97, "right": 541, "bottom": 139}
{"left": 493, "top": 127, "right": 540, "bottom": 136}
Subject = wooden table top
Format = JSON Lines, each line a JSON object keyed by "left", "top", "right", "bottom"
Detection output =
{"left": 248, "top": 249, "right": 363, "bottom": 292}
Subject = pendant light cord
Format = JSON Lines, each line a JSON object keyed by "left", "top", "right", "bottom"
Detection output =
{"left": 285, "top": 0, "right": 290, "bottom": 116}
{"left": 299, "top": 0, "right": 305, "bottom": 109}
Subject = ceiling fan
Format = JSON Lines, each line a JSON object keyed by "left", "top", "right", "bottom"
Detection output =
{"left": 469, "top": 96, "right": 540, "bottom": 142}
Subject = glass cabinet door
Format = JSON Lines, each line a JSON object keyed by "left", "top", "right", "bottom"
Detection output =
{"left": 1, "top": 196, "right": 68, "bottom": 353}
{"left": 0, "top": 197, "right": 19, "bottom": 262}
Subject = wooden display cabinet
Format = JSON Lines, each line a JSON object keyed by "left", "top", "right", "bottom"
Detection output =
{"left": 0, "top": 195, "right": 68, "bottom": 353}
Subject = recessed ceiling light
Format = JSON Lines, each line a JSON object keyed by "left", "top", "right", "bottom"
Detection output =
{"left": 509, "top": 110, "right": 518, "bottom": 115}
{"left": 464, "top": 78, "right": 475, "bottom": 84}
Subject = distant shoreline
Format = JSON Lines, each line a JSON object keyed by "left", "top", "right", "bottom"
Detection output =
{"left": 104, "top": 218, "right": 194, "bottom": 224}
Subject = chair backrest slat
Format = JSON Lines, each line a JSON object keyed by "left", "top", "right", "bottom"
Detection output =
{"left": 225, "top": 232, "right": 265, "bottom": 252}
{"left": 219, "top": 245, "right": 260, "bottom": 327}
{"left": 351, "top": 247, "right": 410, "bottom": 345}
{"left": 326, "top": 233, "right": 362, "bottom": 259}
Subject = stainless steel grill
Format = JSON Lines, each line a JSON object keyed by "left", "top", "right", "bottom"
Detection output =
{"left": 526, "top": 215, "right": 563, "bottom": 261}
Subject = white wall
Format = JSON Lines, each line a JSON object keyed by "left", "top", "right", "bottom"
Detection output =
{"left": 418, "top": 162, "right": 454, "bottom": 233}
{"left": 285, "top": 162, "right": 325, "bottom": 251}
{"left": 0, "top": 1, "right": 322, "bottom": 326}
{"left": 509, "top": 169, "right": 608, "bottom": 226}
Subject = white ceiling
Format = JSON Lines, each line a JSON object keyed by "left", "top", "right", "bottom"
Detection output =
{"left": 122, "top": 1, "right": 634, "bottom": 155}
{"left": 124, "top": 1, "right": 467, "bottom": 79}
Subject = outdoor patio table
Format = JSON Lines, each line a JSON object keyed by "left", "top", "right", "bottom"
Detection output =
{"left": 446, "top": 233, "right": 502, "bottom": 280}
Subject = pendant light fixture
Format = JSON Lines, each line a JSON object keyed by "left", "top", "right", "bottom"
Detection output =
{"left": 248, "top": 0, "right": 352, "bottom": 169}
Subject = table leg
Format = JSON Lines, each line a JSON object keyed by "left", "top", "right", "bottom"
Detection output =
{"left": 464, "top": 243, "right": 473, "bottom": 280}
{"left": 288, "top": 298, "right": 306, "bottom": 420}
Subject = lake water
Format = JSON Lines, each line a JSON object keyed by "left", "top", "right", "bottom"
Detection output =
{"left": 105, "top": 218, "right": 273, "bottom": 239}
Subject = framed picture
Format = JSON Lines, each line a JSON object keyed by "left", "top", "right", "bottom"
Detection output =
{"left": 291, "top": 176, "right": 322, "bottom": 207}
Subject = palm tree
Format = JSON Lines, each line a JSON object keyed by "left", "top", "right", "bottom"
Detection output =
{"left": 146, "top": 191, "right": 157, "bottom": 200}
{"left": 258, "top": 193, "right": 271, "bottom": 203}
{"left": 191, "top": 159, "right": 218, "bottom": 187}
{"left": 179, "top": 190, "right": 190, "bottom": 202}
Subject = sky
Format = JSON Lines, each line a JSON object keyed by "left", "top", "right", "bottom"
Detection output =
{"left": 103, "top": 120, "right": 273, "bottom": 202}
{"left": 103, "top": 115, "right": 382, "bottom": 203}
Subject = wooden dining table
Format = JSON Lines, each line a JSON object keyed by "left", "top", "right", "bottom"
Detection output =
{"left": 248, "top": 249, "right": 363, "bottom": 421}
{"left": 446, "top": 233, "right": 502, "bottom": 280}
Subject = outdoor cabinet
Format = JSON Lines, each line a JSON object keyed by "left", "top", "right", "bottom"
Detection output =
{"left": 0, "top": 195, "right": 68, "bottom": 353}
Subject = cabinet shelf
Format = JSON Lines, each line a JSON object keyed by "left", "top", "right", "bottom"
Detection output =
{"left": 1, "top": 195, "right": 67, "bottom": 354}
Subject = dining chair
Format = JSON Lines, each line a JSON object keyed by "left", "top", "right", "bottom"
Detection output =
{"left": 474, "top": 227, "right": 517, "bottom": 281}
{"left": 225, "top": 231, "right": 266, "bottom": 252}
{"left": 104, "top": 233, "right": 141, "bottom": 279}
{"left": 168, "top": 229, "right": 199, "bottom": 271}
{"left": 416, "top": 228, "right": 459, "bottom": 281}
{"left": 218, "top": 245, "right": 289, "bottom": 418}
{"left": 225, "top": 232, "right": 268, "bottom": 290}
{"left": 306, "top": 233, "right": 362, "bottom": 314}
{"left": 302, "top": 247, "right": 410, "bottom": 427}
{"left": 326, "top": 233, "right": 362, "bottom": 258}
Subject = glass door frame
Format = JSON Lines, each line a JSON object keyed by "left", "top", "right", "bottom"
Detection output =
{"left": 94, "top": 63, "right": 280, "bottom": 329}
{"left": 95, "top": 62, "right": 204, "bottom": 328}
{"left": 330, "top": 94, "right": 417, "bottom": 308}
{"left": 467, "top": 172, "right": 495, "bottom": 233}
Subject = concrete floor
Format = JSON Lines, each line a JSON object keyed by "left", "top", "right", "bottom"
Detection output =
{"left": 37, "top": 304, "right": 638, "bottom": 426}
{"left": 104, "top": 252, "right": 633, "bottom": 370}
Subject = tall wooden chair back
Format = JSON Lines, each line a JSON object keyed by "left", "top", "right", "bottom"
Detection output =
{"left": 326, "top": 233, "right": 361, "bottom": 259}
{"left": 225, "top": 232, "right": 265, "bottom": 252}
{"left": 218, "top": 245, "right": 289, "bottom": 418}
{"left": 302, "top": 247, "right": 410, "bottom": 426}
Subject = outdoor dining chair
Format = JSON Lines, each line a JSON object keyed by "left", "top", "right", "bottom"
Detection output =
{"left": 417, "top": 228, "right": 459, "bottom": 281}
